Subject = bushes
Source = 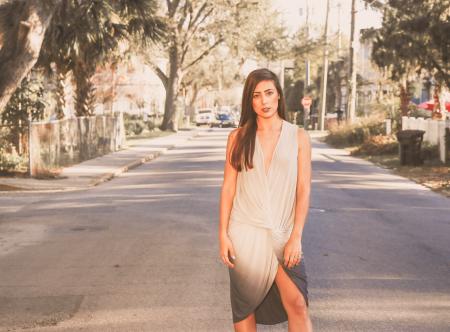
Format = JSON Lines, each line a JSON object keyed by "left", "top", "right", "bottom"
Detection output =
{"left": 351, "top": 135, "right": 398, "bottom": 156}
{"left": 0, "top": 144, "right": 25, "bottom": 172}
{"left": 125, "top": 120, "right": 145, "bottom": 136}
{"left": 124, "top": 113, "right": 157, "bottom": 137}
{"left": 325, "top": 118, "right": 386, "bottom": 147}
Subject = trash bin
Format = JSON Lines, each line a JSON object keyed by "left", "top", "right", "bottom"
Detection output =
{"left": 396, "top": 129, "right": 425, "bottom": 166}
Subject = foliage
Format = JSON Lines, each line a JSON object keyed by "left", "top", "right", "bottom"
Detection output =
{"left": 0, "top": 71, "right": 47, "bottom": 171}
{"left": 124, "top": 113, "right": 146, "bottom": 136}
{"left": 367, "top": 0, "right": 449, "bottom": 87}
{"left": 147, "top": 119, "right": 156, "bottom": 131}
{"left": 145, "top": 0, "right": 231, "bottom": 130}
{"left": 408, "top": 104, "right": 432, "bottom": 119}
{"left": 145, "top": 0, "right": 287, "bottom": 130}
{"left": 421, "top": 141, "right": 441, "bottom": 163}
{"left": 230, "top": 1, "right": 288, "bottom": 61}
{"left": 0, "top": 145, "right": 25, "bottom": 172}
{"left": 1, "top": 71, "right": 47, "bottom": 153}
{"left": 351, "top": 134, "right": 398, "bottom": 156}
{"left": 325, "top": 117, "right": 386, "bottom": 147}
{"left": 288, "top": 23, "right": 348, "bottom": 117}
{"left": 38, "top": 0, "right": 165, "bottom": 117}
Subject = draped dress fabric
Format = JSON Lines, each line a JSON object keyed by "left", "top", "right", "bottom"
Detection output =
{"left": 228, "top": 120, "right": 309, "bottom": 325}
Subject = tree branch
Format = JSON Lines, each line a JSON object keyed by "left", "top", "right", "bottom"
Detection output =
{"left": 430, "top": 57, "right": 449, "bottom": 88}
{"left": 179, "top": 4, "right": 214, "bottom": 64}
{"left": 180, "top": 43, "right": 189, "bottom": 68}
{"left": 147, "top": 61, "right": 168, "bottom": 89}
{"left": 188, "top": 2, "right": 208, "bottom": 30}
{"left": 182, "top": 37, "right": 224, "bottom": 71}
{"left": 177, "top": 1, "right": 189, "bottom": 33}
{"left": 185, "top": 6, "right": 213, "bottom": 44}
{"left": 167, "top": 0, "right": 181, "bottom": 18}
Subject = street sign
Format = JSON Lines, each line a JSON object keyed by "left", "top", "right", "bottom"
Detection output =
{"left": 301, "top": 96, "right": 312, "bottom": 109}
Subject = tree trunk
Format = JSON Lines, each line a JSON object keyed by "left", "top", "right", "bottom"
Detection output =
{"left": 399, "top": 83, "right": 409, "bottom": 117}
{"left": 54, "top": 67, "right": 66, "bottom": 119}
{"left": 160, "top": 46, "right": 181, "bottom": 132}
{"left": 188, "top": 82, "right": 200, "bottom": 109}
{"left": 0, "top": 0, "right": 59, "bottom": 113}
{"left": 74, "top": 62, "right": 95, "bottom": 117}
{"left": 431, "top": 83, "right": 442, "bottom": 120}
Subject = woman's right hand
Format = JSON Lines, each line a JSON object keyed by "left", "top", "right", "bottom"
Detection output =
{"left": 219, "top": 234, "right": 236, "bottom": 269}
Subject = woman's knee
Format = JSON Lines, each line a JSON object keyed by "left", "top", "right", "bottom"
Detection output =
{"left": 286, "top": 294, "right": 308, "bottom": 317}
{"left": 233, "top": 313, "right": 256, "bottom": 332}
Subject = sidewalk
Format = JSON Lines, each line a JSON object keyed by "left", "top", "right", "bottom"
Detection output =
{"left": 0, "top": 128, "right": 202, "bottom": 192}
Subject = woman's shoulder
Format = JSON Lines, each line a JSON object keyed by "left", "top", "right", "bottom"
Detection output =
{"left": 282, "top": 120, "right": 306, "bottom": 136}
{"left": 295, "top": 126, "right": 311, "bottom": 149}
{"left": 228, "top": 127, "right": 241, "bottom": 141}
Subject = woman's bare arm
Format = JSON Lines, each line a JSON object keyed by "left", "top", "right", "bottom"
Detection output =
{"left": 219, "top": 129, "right": 239, "bottom": 267}
{"left": 291, "top": 128, "right": 312, "bottom": 241}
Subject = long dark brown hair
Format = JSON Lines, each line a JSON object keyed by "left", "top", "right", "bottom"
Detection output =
{"left": 230, "top": 68, "right": 287, "bottom": 171}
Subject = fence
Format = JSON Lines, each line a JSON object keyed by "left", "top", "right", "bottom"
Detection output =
{"left": 29, "top": 114, "right": 126, "bottom": 177}
{"left": 401, "top": 116, "right": 450, "bottom": 164}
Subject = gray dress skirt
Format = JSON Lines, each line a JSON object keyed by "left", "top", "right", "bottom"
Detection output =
{"left": 227, "top": 120, "right": 309, "bottom": 324}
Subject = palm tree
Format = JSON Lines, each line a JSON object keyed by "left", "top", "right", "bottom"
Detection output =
{"left": 38, "top": 0, "right": 165, "bottom": 117}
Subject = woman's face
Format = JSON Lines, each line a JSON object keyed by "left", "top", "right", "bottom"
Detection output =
{"left": 252, "top": 80, "right": 280, "bottom": 119}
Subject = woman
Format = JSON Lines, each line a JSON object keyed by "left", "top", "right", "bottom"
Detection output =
{"left": 219, "top": 68, "right": 313, "bottom": 331}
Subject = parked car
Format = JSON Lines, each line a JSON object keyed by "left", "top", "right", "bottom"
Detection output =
{"left": 212, "top": 113, "right": 237, "bottom": 128}
{"left": 230, "top": 113, "right": 240, "bottom": 127}
{"left": 195, "top": 108, "right": 216, "bottom": 126}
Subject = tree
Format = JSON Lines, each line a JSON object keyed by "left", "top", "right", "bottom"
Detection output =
{"left": 0, "top": 0, "right": 61, "bottom": 113}
{"left": 38, "top": 0, "right": 164, "bottom": 117}
{"left": 1, "top": 70, "right": 47, "bottom": 152}
{"left": 145, "top": 0, "right": 231, "bottom": 131}
{"left": 145, "top": 0, "right": 285, "bottom": 131}
{"left": 365, "top": 0, "right": 450, "bottom": 117}
{"left": 178, "top": 4, "right": 287, "bottom": 112}
{"left": 288, "top": 24, "right": 336, "bottom": 120}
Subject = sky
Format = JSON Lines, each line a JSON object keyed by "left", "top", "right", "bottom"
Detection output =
{"left": 272, "top": 0, "right": 383, "bottom": 38}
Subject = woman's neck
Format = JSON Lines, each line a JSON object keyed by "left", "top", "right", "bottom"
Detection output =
{"left": 256, "top": 115, "right": 283, "bottom": 131}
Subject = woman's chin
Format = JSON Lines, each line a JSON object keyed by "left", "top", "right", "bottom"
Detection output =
{"left": 257, "top": 112, "right": 278, "bottom": 119}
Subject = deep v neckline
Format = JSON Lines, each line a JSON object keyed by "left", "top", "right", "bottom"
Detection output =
{"left": 256, "top": 120, "right": 285, "bottom": 177}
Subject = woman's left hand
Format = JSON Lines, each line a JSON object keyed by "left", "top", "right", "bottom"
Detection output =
{"left": 283, "top": 236, "right": 302, "bottom": 269}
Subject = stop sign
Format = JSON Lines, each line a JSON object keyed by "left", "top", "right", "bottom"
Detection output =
{"left": 301, "top": 96, "right": 312, "bottom": 108}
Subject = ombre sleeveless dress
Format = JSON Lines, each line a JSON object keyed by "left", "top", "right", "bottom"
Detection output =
{"left": 227, "top": 120, "right": 309, "bottom": 324}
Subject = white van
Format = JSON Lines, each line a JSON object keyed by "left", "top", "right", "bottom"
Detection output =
{"left": 195, "top": 108, "right": 216, "bottom": 126}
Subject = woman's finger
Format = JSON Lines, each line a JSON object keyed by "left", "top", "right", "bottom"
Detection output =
{"left": 287, "top": 255, "right": 294, "bottom": 269}
{"left": 222, "top": 252, "right": 235, "bottom": 268}
{"left": 290, "top": 254, "right": 301, "bottom": 268}
{"left": 284, "top": 254, "right": 289, "bottom": 267}
{"left": 229, "top": 246, "right": 236, "bottom": 261}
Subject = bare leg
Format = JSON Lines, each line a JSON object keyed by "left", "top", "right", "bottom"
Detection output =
{"left": 275, "top": 264, "right": 313, "bottom": 332}
{"left": 233, "top": 313, "right": 257, "bottom": 332}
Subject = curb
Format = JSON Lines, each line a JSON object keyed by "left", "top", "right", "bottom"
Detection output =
{"left": 89, "top": 151, "right": 163, "bottom": 187}
{"left": 88, "top": 129, "right": 202, "bottom": 187}
{"left": 87, "top": 129, "right": 203, "bottom": 188}
{"left": 87, "top": 128, "right": 316, "bottom": 189}
{"left": 0, "top": 129, "right": 201, "bottom": 193}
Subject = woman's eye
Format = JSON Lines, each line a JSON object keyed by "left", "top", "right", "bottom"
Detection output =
{"left": 267, "top": 91, "right": 274, "bottom": 96}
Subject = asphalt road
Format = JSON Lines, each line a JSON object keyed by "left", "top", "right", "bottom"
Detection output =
{"left": 0, "top": 129, "right": 449, "bottom": 331}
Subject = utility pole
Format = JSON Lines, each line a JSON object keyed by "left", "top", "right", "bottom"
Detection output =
{"left": 337, "top": 1, "right": 342, "bottom": 59}
{"left": 347, "top": 0, "right": 357, "bottom": 123}
{"left": 305, "top": 0, "right": 310, "bottom": 88}
{"left": 318, "top": 0, "right": 330, "bottom": 131}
